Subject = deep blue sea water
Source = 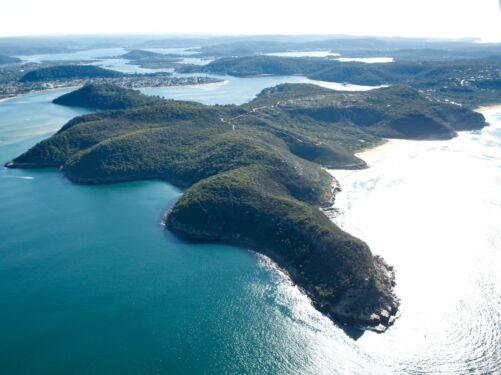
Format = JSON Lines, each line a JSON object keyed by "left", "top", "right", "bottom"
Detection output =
{"left": 1, "top": 65, "right": 500, "bottom": 373}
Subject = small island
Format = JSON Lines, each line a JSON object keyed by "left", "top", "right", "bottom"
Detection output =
{"left": 5, "top": 83, "right": 488, "bottom": 332}
{"left": 119, "top": 49, "right": 184, "bottom": 69}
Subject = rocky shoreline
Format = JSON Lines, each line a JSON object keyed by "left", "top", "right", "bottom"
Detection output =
{"left": 166, "top": 212, "right": 400, "bottom": 334}
{"left": 324, "top": 255, "right": 399, "bottom": 333}
{"left": 319, "top": 175, "right": 399, "bottom": 332}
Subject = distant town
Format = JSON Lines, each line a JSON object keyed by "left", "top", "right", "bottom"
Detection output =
{"left": 0, "top": 62, "right": 222, "bottom": 100}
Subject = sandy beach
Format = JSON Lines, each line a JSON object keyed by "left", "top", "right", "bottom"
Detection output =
{"left": 0, "top": 96, "right": 18, "bottom": 103}
{"left": 329, "top": 104, "right": 501, "bottom": 184}
{"left": 328, "top": 139, "right": 413, "bottom": 183}
{"left": 475, "top": 104, "right": 501, "bottom": 113}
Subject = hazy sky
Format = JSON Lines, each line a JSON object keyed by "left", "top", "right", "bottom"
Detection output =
{"left": 0, "top": 0, "right": 500, "bottom": 41}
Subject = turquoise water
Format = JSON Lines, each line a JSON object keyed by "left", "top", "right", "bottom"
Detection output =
{"left": 1, "top": 79, "right": 500, "bottom": 373}
{"left": 0, "top": 87, "right": 356, "bottom": 374}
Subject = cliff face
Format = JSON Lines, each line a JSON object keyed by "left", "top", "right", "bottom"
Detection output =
{"left": 5, "top": 83, "right": 488, "bottom": 332}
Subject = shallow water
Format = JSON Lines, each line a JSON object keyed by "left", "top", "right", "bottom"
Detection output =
{"left": 0, "top": 89, "right": 92, "bottom": 146}
{"left": 1, "top": 75, "right": 500, "bottom": 373}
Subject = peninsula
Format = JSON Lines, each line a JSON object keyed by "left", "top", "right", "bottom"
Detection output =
{"left": 5, "top": 83, "right": 488, "bottom": 332}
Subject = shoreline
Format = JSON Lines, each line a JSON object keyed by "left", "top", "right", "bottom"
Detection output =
{"left": 327, "top": 139, "right": 412, "bottom": 184}
{"left": 0, "top": 95, "right": 19, "bottom": 103}
{"left": 0, "top": 79, "right": 230, "bottom": 104}
{"left": 323, "top": 102, "right": 501, "bottom": 336}
{"left": 329, "top": 102, "right": 501, "bottom": 184}
{"left": 322, "top": 106, "right": 501, "bottom": 333}
{"left": 0, "top": 86, "right": 81, "bottom": 103}
{"left": 475, "top": 103, "right": 501, "bottom": 113}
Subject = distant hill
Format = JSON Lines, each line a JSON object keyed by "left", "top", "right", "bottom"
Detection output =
{"left": 53, "top": 84, "right": 162, "bottom": 110}
{"left": 121, "top": 50, "right": 170, "bottom": 60}
{"left": 0, "top": 54, "right": 21, "bottom": 65}
{"left": 191, "top": 38, "right": 501, "bottom": 59}
{"left": 20, "top": 65, "right": 123, "bottom": 82}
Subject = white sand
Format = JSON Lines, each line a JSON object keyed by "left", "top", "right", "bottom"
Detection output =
{"left": 329, "top": 104, "right": 501, "bottom": 184}
{"left": 475, "top": 104, "right": 501, "bottom": 113}
{"left": 328, "top": 139, "right": 413, "bottom": 183}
